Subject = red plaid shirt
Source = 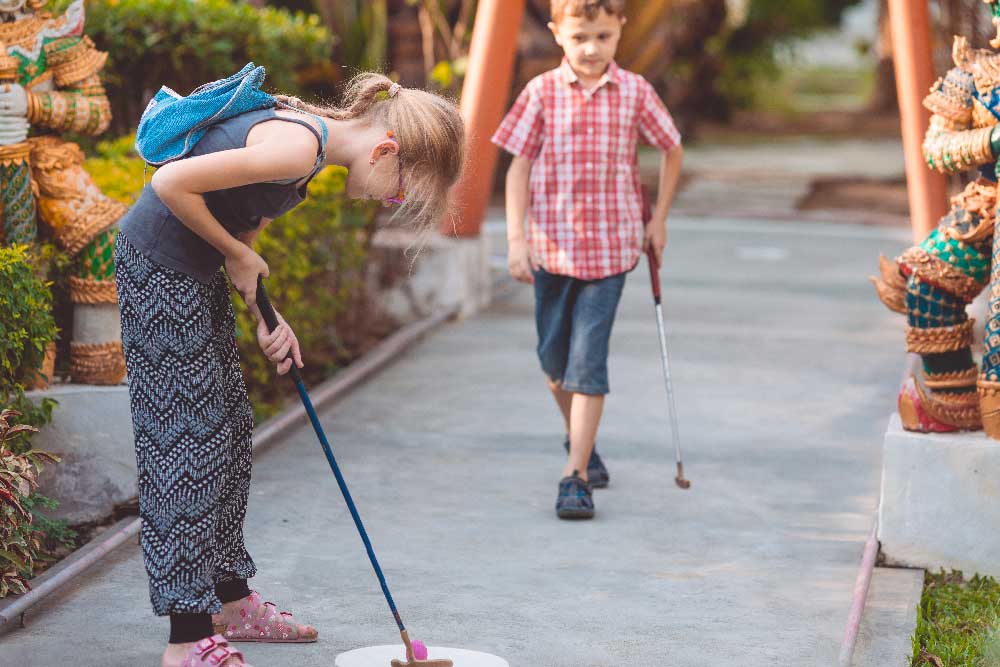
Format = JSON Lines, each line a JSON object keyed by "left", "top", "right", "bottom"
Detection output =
{"left": 492, "top": 60, "right": 681, "bottom": 280}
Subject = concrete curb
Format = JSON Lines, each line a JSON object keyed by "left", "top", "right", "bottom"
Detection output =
{"left": 0, "top": 307, "right": 458, "bottom": 634}
{"left": 839, "top": 517, "right": 880, "bottom": 666}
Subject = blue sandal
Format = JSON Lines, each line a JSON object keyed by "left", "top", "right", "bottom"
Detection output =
{"left": 556, "top": 471, "right": 595, "bottom": 520}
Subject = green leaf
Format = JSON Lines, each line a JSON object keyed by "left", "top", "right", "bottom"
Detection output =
{"left": 0, "top": 550, "right": 26, "bottom": 570}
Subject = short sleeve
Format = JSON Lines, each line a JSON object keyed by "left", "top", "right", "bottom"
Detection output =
{"left": 492, "top": 79, "right": 545, "bottom": 161}
{"left": 637, "top": 77, "right": 681, "bottom": 152}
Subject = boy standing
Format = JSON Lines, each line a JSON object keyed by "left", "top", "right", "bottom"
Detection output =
{"left": 492, "top": 0, "right": 683, "bottom": 519}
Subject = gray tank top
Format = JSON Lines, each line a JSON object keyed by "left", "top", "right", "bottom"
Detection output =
{"left": 118, "top": 107, "right": 326, "bottom": 283}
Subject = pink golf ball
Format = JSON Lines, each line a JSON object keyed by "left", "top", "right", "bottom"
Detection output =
{"left": 411, "top": 639, "right": 428, "bottom": 661}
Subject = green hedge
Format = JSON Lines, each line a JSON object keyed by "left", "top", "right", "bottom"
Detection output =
{"left": 234, "top": 167, "right": 375, "bottom": 419}
{"left": 0, "top": 245, "right": 58, "bottom": 441}
{"left": 83, "top": 138, "right": 379, "bottom": 418}
{"left": 51, "top": 0, "right": 335, "bottom": 136}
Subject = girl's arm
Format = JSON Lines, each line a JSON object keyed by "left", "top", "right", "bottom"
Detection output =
{"left": 150, "top": 131, "right": 317, "bottom": 306}
{"left": 646, "top": 145, "right": 684, "bottom": 260}
{"left": 237, "top": 218, "right": 270, "bottom": 252}
{"left": 235, "top": 216, "right": 304, "bottom": 376}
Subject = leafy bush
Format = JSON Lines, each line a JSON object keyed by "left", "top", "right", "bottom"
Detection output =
{"left": 712, "top": 0, "right": 866, "bottom": 114}
{"left": 82, "top": 144, "right": 379, "bottom": 419}
{"left": 51, "top": 0, "right": 335, "bottom": 136}
{"left": 0, "top": 409, "right": 69, "bottom": 599}
{"left": 0, "top": 246, "right": 59, "bottom": 441}
{"left": 234, "top": 167, "right": 378, "bottom": 419}
{"left": 82, "top": 134, "right": 149, "bottom": 206}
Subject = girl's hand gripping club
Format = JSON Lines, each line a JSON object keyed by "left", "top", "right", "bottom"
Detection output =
{"left": 254, "top": 278, "right": 302, "bottom": 383}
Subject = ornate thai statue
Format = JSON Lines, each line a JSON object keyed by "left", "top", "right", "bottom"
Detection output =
{"left": 872, "top": 0, "right": 1000, "bottom": 437}
{"left": 0, "top": 0, "right": 126, "bottom": 384}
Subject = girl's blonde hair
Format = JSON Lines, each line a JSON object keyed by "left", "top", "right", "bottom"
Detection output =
{"left": 277, "top": 74, "right": 465, "bottom": 229}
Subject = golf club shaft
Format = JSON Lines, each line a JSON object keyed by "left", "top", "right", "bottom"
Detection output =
{"left": 652, "top": 300, "right": 684, "bottom": 468}
{"left": 255, "top": 278, "right": 406, "bottom": 633}
{"left": 645, "top": 248, "right": 685, "bottom": 473}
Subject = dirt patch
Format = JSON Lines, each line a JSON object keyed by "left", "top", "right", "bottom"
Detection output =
{"left": 798, "top": 177, "right": 910, "bottom": 216}
{"left": 701, "top": 110, "right": 901, "bottom": 140}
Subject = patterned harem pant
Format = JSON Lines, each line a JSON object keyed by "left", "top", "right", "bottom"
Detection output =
{"left": 115, "top": 233, "right": 256, "bottom": 616}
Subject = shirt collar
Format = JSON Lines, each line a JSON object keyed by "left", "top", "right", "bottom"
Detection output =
{"left": 559, "top": 58, "right": 621, "bottom": 91}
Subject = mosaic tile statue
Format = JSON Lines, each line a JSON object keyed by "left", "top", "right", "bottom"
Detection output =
{"left": 0, "top": 0, "right": 125, "bottom": 384}
{"left": 872, "top": 0, "right": 1000, "bottom": 436}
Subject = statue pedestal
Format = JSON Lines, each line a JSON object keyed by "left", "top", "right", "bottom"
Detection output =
{"left": 28, "top": 383, "right": 135, "bottom": 524}
{"left": 879, "top": 413, "right": 1000, "bottom": 576}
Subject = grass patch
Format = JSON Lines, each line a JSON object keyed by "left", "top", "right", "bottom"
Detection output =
{"left": 745, "top": 64, "right": 874, "bottom": 117}
{"left": 912, "top": 571, "right": 1000, "bottom": 666}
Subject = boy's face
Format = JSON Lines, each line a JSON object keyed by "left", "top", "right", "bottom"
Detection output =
{"left": 549, "top": 10, "right": 625, "bottom": 81}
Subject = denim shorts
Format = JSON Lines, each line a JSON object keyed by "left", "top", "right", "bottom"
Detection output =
{"left": 533, "top": 268, "right": 627, "bottom": 395}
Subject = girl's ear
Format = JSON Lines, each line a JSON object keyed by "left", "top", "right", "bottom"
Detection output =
{"left": 369, "top": 138, "right": 400, "bottom": 164}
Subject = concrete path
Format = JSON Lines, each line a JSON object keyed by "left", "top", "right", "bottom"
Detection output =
{"left": 0, "top": 215, "right": 911, "bottom": 667}
{"left": 655, "top": 136, "right": 906, "bottom": 220}
{"left": 852, "top": 567, "right": 924, "bottom": 667}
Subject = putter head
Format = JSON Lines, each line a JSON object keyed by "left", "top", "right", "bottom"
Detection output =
{"left": 395, "top": 631, "right": 453, "bottom": 667}
{"left": 675, "top": 462, "right": 691, "bottom": 489}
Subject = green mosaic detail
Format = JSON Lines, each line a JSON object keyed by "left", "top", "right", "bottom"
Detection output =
{"left": 45, "top": 36, "right": 80, "bottom": 56}
{"left": 0, "top": 159, "right": 36, "bottom": 244}
{"left": 920, "top": 228, "right": 990, "bottom": 284}
{"left": 984, "top": 226, "right": 1000, "bottom": 380}
{"left": 12, "top": 50, "right": 46, "bottom": 85}
{"left": 76, "top": 226, "right": 118, "bottom": 281}
{"left": 906, "top": 275, "right": 968, "bottom": 328}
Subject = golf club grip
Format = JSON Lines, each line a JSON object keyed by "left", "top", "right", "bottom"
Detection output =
{"left": 255, "top": 276, "right": 302, "bottom": 384}
{"left": 646, "top": 248, "right": 661, "bottom": 301}
{"left": 255, "top": 276, "right": 280, "bottom": 331}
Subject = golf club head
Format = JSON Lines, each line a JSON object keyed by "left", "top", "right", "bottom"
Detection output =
{"left": 675, "top": 462, "right": 691, "bottom": 489}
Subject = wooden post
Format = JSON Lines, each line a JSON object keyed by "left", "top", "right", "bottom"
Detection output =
{"left": 888, "top": 0, "right": 948, "bottom": 242}
{"left": 442, "top": 0, "right": 526, "bottom": 237}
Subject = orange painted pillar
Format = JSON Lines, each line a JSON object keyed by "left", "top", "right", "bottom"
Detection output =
{"left": 442, "top": 0, "right": 526, "bottom": 237}
{"left": 888, "top": 0, "right": 949, "bottom": 242}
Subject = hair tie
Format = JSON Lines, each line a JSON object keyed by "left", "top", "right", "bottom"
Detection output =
{"left": 388, "top": 83, "right": 402, "bottom": 98}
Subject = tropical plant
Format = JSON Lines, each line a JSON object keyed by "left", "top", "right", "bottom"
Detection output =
{"left": 0, "top": 410, "right": 61, "bottom": 598}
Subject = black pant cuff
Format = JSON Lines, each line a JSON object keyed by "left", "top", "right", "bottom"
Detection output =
{"left": 169, "top": 613, "right": 213, "bottom": 644}
{"left": 215, "top": 578, "right": 252, "bottom": 604}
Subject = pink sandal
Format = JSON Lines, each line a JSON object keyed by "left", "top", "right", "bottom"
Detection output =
{"left": 212, "top": 591, "right": 318, "bottom": 643}
{"left": 181, "top": 635, "right": 250, "bottom": 667}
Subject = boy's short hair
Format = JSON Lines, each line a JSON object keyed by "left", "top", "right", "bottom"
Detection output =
{"left": 550, "top": 0, "right": 626, "bottom": 24}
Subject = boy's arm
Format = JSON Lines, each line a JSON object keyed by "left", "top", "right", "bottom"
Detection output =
{"left": 646, "top": 145, "right": 684, "bottom": 260}
{"left": 506, "top": 156, "right": 536, "bottom": 284}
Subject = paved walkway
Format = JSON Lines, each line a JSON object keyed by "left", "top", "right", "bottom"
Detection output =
{"left": 657, "top": 136, "right": 906, "bottom": 220}
{"left": 0, "top": 215, "right": 910, "bottom": 666}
